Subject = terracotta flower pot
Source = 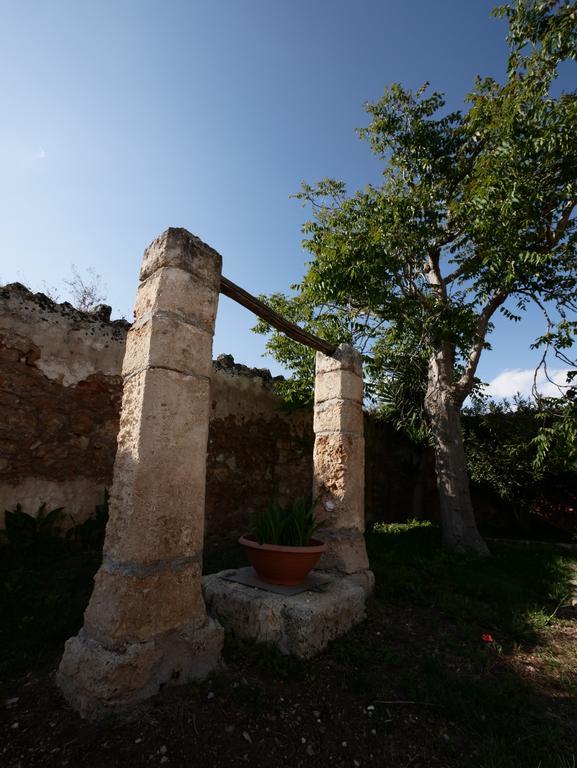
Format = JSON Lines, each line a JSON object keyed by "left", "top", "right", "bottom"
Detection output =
{"left": 239, "top": 535, "right": 327, "bottom": 586}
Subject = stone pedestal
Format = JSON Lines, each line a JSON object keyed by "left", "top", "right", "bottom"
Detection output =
{"left": 203, "top": 569, "right": 374, "bottom": 658}
{"left": 57, "top": 229, "right": 224, "bottom": 719}
{"left": 313, "top": 343, "right": 370, "bottom": 575}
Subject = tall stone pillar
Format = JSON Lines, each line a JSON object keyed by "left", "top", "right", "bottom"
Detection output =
{"left": 58, "top": 228, "right": 224, "bottom": 719}
{"left": 313, "top": 343, "right": 370, "bottom": 575}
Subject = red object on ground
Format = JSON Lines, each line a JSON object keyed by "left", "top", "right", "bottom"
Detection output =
{"left": 482, "top": 633, "right": 494, "bottom": 643}
{"left": 238, "top": 535, "right": 327, "bottom": 586}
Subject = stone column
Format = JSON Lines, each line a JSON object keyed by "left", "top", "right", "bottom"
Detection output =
{"left": 57, "top": 228, "right": 224, "bottom": 719}
{"left": 313, "top": 343, "right": 369, "bottom": 575}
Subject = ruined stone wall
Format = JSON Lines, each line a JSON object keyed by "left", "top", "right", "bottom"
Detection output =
{"left": 207, "top": 355, "right": 313, "bottom": 535}
{"left": 0, "top": 283, "right": 440, "bottom": 538}
{"left": 0, "top": 285, "right": 313, "bottom": 533}
{"left": 0, "top": 284, "right": 128, "bottom": 525}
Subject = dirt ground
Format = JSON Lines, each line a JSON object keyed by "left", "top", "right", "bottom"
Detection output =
{"left": 2, "top": 528, "right": 577, "bottom": 768}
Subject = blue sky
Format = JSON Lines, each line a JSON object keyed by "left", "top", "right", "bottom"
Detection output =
{"left": 1, "top": 0, "right": 575, "bottom": 397}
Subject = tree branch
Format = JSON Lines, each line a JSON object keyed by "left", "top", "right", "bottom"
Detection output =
{"left": 455, "top": 291, "right": 508, "bottom": 401}
{"left": 424, "top": 247, "right": 447, "bottom": 297}
{"left": 551, "top": 197, "right": 577, "bottom": 246}
{"left": 444, "top": 262, "right": 469, "bottom": 285}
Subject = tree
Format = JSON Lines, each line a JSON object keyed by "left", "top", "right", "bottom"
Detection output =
{"left": 255, "top": 0, "right": 577, "bottom": 555}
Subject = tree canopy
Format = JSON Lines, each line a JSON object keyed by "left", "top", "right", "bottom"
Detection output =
{"left": 255, "top": 0, "right": 577, "bottom": 432}
{"left": 254, "top": 1, "right": 577, "bottom": 552}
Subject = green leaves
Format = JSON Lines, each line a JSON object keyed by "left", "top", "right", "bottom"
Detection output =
{"left": 254, "top": 0, "right": 577, "bottom": 445}
{"left": 249, "top": 498, "right": 320, "bottom": 547}
{"left": 493, "top": 0, "right": 577, "bottom": 81}
{"left": 2, "top": 503, "right": 66, "bottom": 547}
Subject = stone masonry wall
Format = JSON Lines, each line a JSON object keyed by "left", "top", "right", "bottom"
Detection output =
{"left": 0, "top": 284, "right": 128, "bottom": 525}
{"left": 0, "top": 285, "right": 313, "bottom": 534}
{"left": 207, "top": 355, "right": 313, "bottom": 535}
{"left": 0, "top": 283, "right": 438, "bottom": 537}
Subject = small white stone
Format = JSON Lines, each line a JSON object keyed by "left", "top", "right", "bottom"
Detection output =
{"left": 207, "top": 692, "right": 214, "bottom": 700}
{"left": 10, "top": 722, "right": 19, "bottom": 730}
{"left": 242, "top": 731, "right": 252, "bottom": 744}
{"left": 159, "top": 746, "right": 167, "bottom": 755}
{"left": 341, "top": 741, "right": 347, "bottom": 747}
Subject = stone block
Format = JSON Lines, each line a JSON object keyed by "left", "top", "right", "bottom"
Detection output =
{"left": 315, "top": 344, "right": 363, "bottom": 377}
{"left": 83, "top": 562, "right": 204, "bottom": 647}
{"left": 313, "top": 434, "right": 365, "bottom": 530}
{"left": 203, "top": 570, "right": 371, "bottom": 658}
{"left": 140, "top": 228, "right": 222, "bottom": 290}
{"left": 104, "top": 368, "right": 210, "bottom": 563}
{"left": 57, "top": 618, "right": 224, "bottom": 720}
{"left": 313, "top": 398, "right": 363, "bottom": 435}
{"left": 314, "top": 369, "right": 363, "bottom": 404}
{"left": 316, "top": 528, "right": 370, "bottom": 573}
{"left": 134, "top": 266, "right": 219, "bottom": 332}
{"left": 122, "top": 314, "right": 213, "bottom": 379}
{"left": 57, "top": 227, "right": 223, "bottom": 720}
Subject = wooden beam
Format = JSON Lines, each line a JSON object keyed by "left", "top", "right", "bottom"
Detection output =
{"left": 220, "top": 275, "right": 338, "bottom": 356}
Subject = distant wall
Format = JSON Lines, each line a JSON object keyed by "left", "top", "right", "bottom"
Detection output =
{"left": 0, "top": 285, "right": 313, "bottom": 534}
{"left": 4, "top": 283, "right": 571, "bottom": 540}
{"left": 206, "top": 356, "right": 313, "bottom": 535}
{"left": 0, "top": 284, "right": 127, "bottom": 525}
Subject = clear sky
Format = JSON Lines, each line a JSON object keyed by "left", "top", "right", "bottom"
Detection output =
{"left": 1, "top": 1, "right": 575, "bottom": 397}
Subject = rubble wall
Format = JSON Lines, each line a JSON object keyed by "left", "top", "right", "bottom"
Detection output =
{"left": 0, "top": 285, "right": 313, "bottom": 534}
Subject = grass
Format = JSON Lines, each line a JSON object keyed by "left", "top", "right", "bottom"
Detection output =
{"left": 369, "top": 520, "right": 572, "bottom": 644}
{"left": 2, "top": 522, "right": 577, "bottom": 768}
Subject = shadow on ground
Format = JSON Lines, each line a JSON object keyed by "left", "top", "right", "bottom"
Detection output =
{"left": 1, "top": 523, "right": 576, "bottom": 768}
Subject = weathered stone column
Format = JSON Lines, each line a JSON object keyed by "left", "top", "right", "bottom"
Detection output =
{"left": 57, "top": 228, "right": 224, "bottom": 719}
{"left": 313, "top": 343, "right": 370, "bottom": 575}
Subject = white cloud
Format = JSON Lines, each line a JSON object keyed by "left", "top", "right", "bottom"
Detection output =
{"left": 35, "top": 146, "right": 46, "bottom": 160}
{"left": 486, "top": 368, "right": 572, "bottom": 400}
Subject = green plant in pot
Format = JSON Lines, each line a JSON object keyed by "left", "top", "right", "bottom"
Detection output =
{"left": 239, "top": 498, "right": 326, "bottom": 586}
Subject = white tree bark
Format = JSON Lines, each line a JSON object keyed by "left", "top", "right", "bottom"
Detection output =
{"left": 424, "top": 347, "right": 489, "bottom": 556}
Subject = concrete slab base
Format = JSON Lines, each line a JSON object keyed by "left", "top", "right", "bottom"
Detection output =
{"left": 202, "top": 569, "right": 373, "bottom": 658}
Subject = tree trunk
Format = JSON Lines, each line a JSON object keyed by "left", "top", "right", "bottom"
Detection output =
{"left": 425, "top": 350, "right": 489, "bottom": 556}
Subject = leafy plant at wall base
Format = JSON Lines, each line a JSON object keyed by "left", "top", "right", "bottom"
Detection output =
{"left": 249, "top": 498, "right": 320, "bottom": 546}
{"left": 1, "top": 503, "right": 65, "bottom": 547}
